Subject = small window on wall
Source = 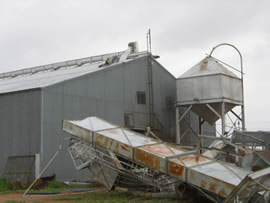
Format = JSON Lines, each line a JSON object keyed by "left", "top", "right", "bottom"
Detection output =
{"left": 166, "top": 97, "right": 174, "bottom": 109}
{"left": 137, "top": 91, "right": 146, "bottom": 104}
{"left": 124, "top": 113, "right": 134, "bottom": 127}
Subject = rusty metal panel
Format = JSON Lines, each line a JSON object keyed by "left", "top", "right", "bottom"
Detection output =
{"left": 134, "top": 144, "right": 187, "bottom": 173}
{"left": 188, "top": 168, "right": 235, "bottom": 197}
{"left": 188, "top": 161, "right": 249, "bottom": 197}
{"left": 94, "top": 133, "right": 133, "bottom": 159}
{"left": 136, "top": 143, "right": 186, "bottom": 158}
{"left": 134, "top": 147, "right": 163, "bottom": 171}
{"left": 167, "top": 158, "right": 186, "bottom": 180}
{"left": 63, "top": 116, "right": 254, "bottom": 199}
{"left": 180, "top": 155, "right": 212, "bottom": 167}
{"left": 63, "top": 120, "right": 93, "bottom": 142}
{"left": 167, "top": 155, "right": 212, "bottom": 181}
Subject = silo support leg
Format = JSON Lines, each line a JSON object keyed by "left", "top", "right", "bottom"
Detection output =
{"left": 176, "top": 105, "right": 192, "bottom": 144}
{"left": 176, "top": 107, "right": 180, "bottom": 144}
{"left": 221, "top": 102, "right": 225, "bottom": 137}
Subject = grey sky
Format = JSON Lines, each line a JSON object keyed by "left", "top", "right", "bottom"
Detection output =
{"left": 0, "top": 0, "right": 269, "bottom": 131}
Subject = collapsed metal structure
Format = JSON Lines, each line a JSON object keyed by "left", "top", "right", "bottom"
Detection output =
{"left": 63, "top": 117, "right": 270, "bottom": 202}
{"left": 62, "top": 44, "right": 270, "bottom": 202}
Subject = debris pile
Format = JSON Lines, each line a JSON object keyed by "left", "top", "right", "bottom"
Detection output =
{"left": 63, "top": 117, "right": 270, "bottom": 202}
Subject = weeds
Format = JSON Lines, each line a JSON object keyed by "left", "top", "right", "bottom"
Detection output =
{"left": 47, "top": 180, "right": 63, "bottom": 189}
{"left": 52, "top": 190, "right": 180, "bottom": 203}
{"left": 0, "top": 179, "right": 11, "bottom": 193}
{"left": 53, "top": 195, "right": 83, "bottom": 201}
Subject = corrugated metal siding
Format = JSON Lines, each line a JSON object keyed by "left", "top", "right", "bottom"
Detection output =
{"left": 123, "top": 57, "right": 150, "bottom": 128}
{"left": 40, "top": 57, "right": 157, "bottom": 180}
{"left": 152, "top": 59, "right": 176, "bottom": 140}
{"left": 0, "top": 90, "right": 41, "bottom": 176}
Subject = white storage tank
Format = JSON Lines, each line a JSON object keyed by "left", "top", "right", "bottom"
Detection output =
{"left": 176, "top": 56, "right": 243, "bottom": 124}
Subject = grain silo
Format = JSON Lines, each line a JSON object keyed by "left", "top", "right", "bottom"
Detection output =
{"left": 176, "top": 55, "right": 244, "bottom": 144}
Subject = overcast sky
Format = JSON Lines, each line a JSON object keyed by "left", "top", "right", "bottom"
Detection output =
{"left": 0, "top": 0, "right": 269, "bottom": 131}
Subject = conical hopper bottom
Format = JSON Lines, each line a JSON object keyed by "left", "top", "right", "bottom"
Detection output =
{"left": 187, "top": 102, "right": 237, "bottom": 124}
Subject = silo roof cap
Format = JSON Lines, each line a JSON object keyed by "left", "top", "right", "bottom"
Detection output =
{"left": 178, "top": 56, "right": 239, "bottom": 79}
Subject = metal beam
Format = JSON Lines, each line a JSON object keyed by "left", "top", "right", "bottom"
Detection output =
{"left": 206, "top": 104, "right": 221, "bottom": 118}
{"left": 178, "top": 105, "right": 192, "bottom": 122}
{"left": 176, "top": 107, "right": 181, "bottom": 144}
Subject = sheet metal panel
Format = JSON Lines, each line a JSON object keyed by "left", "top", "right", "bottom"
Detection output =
{"left": 187, "top": 161, "right": 250, "bottom": 197}
{"left": 176, "top": 57, "right": 243, "bottom": 108}
{"left": 41, "top": 56, "right": 161, "bottom": 181}
{"left": 179, "top": 57, "right": 239, "bottom": 78}
{"left": 151, "top": 59, "right": 176, "bottom": 140}
{"left": 94, "top": 133, "right": 133, "bottom": 159}
{"left": 167, "top": 155, "right": 212, "bottom": 181}
{"left": 63, "top": 117, "right": 252, "bottom": 198}
{"left": 1, "top": 54, "right": 178, "bottom": 181}
{"left": 0, "top": 90, "right": 41, "bottom": 177}
{"left": 0, "top": 63, "right": 102, "bottom": 95}
{"left": 188, "top": 167, "right": 235, "bottom": 197}
{"left": 102, "top": 128, "right": 157, "bottom": 147}
{"left": 0, "top": 51, "right": 145, "bottom": 95}
{"left": 134, "top": 144, "right": 186, "bottom": 172}
{"left": 63, "top": 120, "right": 93, "bottom": 143}
{"left": 167, "top": 158, "right": 186, "bottom": 180}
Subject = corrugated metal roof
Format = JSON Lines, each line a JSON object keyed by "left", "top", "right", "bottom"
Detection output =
{"left": 178, "top": 56, "right": 239, "bottom": 79}
{"left": 0, "top": 62, "right": 102, "bottom": 94}
{"left": 0, "top": 52, "right": 146, "bottom": 95}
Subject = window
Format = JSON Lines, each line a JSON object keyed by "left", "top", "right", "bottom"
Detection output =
{"left": 137, "top": 91, "right": 146, "bottom": 104}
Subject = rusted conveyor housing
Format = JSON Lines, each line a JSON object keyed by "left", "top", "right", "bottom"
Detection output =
{"left": 63, "top": 117, "right": 269, "bottom": 201}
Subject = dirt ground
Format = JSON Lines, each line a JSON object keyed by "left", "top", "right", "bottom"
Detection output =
{"left": 0, "top": 191, "right": 96, "bottom": 203}
{"left": 0, "top": 188, "right": 181, "bottom": 203}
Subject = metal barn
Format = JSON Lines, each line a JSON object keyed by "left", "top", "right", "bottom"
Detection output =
{"left": 0, "top": 45, "right": 215, "bottom": 181}
{"left": 0, "top": 47, "right": 179, "bottom": 181}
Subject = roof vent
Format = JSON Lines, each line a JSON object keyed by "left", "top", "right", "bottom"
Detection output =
{"left": 128, "top": 42, "right": 138, "bottom": 53}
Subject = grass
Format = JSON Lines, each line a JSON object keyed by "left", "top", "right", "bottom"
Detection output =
{"left": 0, "top": 179, "right": 11, "bottom": 193}
{"left": 25, "top": 180, "right": 93, "bottom": 194}
{"left": 52, "top": 189, "right": 182, "bottom": 203}
{"left": 47, "top": 180, "right": 63, "bottom": 189}
{"left": 0, "top": 179, "right": 185, "bottom": 202}
{"left": 52, "top": 195, "right": 84, "bottom": 201}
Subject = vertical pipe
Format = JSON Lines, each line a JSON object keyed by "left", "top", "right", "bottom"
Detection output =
{"left": 176, "top": 106, "right": 180, "bottom": 144}
{"left": 209, "top": 43, "right": 245, "bottom": 130}
{"left": 241, "top": 77, "right": 245, "bottom": 130}
{"left": 221, "top": 102, "right": 225, "bottom": 137}
{"left": 146, "top": 29, "right": 154, "bottom": 129}
{"left": 35, "top": 154, "right": 40, "bottom": 178}
{"left": 239, "top": 50, "right": 245, "bottom": 131}
{"left": 199, "top": 116, "right": 202, "bottom": 135}
{"left": 40, "top": 91, "right": 44, "bottom": 164}
{"left": 198, "top": 116, "right": 202, "bottom": 154}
